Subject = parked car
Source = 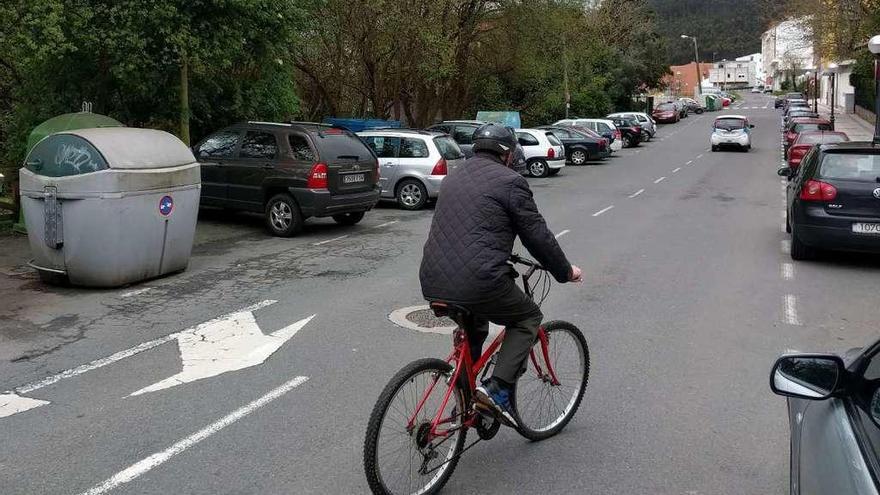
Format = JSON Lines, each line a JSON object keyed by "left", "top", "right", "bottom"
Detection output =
{"left": 608, "top": 116, "right": 643, "bottom": 148}
{"left": 786, "top": 131, "right": 850, "bottom": 172}
{"left": 678, "top": 97, "right": 704, "bottom": 114}
{"left": 769, "top": 339, "right": 880, "bottom": 495}
{"left": 720, "top": 96, "right": 732, "bottom": 107}
{"left": 671, "top": 100, "right": 688, "bottom": 119}
{"left": 554, "top": 118, "right": 623, "bottom": 152}
{"left": 750, "top": 86, "right": 762, "bottom": 93}
{"left": 785, "top": 99, "right": 810, "bottom": 113}
{"left": 425, "top": 120, "right": 484, "bottom": 157}
{"left": 194, "top": 121, "right": 380, "bottom": 237}
{"left": 784, "top": 118, "right": 834, "bottom": 152}
{"left": 652, "top": 103, "right": 680, "bottom": 124}
{"left": 357, "top": 129, "right": 465, "bottom": 210}
{"left": 783, "top": 109, "right": 819, "bottom": 126}
{"left": 515, "top": 128, "right": 566, "bottom": 177}
{"left": 608, "top": 112, "right": 657, "bottom": 140}
{"left": 536, "top": 125, "right": 609, "bottom": 164}
{"left": 779, "top": 142, "right": 880, "bottom": 259}
{"left": 710, "top": 115, "right": 753, "bottom": 152}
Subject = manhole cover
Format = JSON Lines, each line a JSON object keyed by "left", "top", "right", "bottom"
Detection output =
{"left": 405, "top": 309, "right": 454, "bottom": 328}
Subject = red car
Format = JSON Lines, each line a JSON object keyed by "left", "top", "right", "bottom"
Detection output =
{"left": 786, "top": 131, "right": 850, "bottom": 171}
{"left": 721, "top": 97, "right": 731, "bottom": 107}
{"left": 784, "top": 118, "right": 833, "bottom": 152}
{"left": 652, "top": 103, "right": 679, "bottom": 123}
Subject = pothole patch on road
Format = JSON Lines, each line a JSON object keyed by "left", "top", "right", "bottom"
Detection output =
{"left": 388, "top": 305, "right": 456, "bottom": 334}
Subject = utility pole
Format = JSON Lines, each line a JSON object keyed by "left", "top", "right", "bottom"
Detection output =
{"left": 681, "top": 35, "right": 702, "bottom": 99}
{"left": 869, "top": 35, "right": 880, "bottom": 143}
{"left": 563, "top": 35, "right": 570, "bottom": 119}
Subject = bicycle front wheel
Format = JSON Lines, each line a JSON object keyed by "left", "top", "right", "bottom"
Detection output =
{"left": 513, "top": 320, "right": 590, "bottom": 441}
{"left": 364, "top": 358, "right": 467, "bottom": 495}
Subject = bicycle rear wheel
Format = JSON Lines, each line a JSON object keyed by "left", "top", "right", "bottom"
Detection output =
{"left": 364, "top": 358, "right": 467, "bottom": 495}
{"left": 513, "top": 320, "right": 589, "bottom": 441}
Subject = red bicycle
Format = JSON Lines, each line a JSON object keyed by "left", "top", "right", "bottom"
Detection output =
{"left": 364, "top": 254, "right": 590, "bottom": 495}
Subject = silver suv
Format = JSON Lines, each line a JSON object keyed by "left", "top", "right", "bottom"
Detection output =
{"left": 357, "top": 129, "right": 466, "bottom": 210}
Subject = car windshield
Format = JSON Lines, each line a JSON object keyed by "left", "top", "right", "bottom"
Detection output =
{"left": 819, "top": 153, "right": 880, "bottom": 182}
{"left": 714, "top": 119, "right": 745, "bottom": 130}
{"left": 433, "top": 136, "right": 464, "bottom": 160}
{"left": 798, "top": 133, "right": 848, "bottom": 145}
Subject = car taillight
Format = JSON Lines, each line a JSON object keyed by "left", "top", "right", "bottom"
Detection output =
{"left": 633, "top": 126, "right": 642, "bottom": 133}
{"left": 790, "top": 146, "right": 808, "bottom": 162}
{"left": 799, "top": 179, "right": 837, "bottom": 201}
{"left": 307, "top": 162, "right": 329, "bottom": 189}
{"left": 431, "top": 158, "right": 447, "bottom": 176}
{"left": 547, "top": 147, "right": 555, "bottom": 159}
{"left": 614, "top": 130, "right": 621, "bottom": 140}
{"left": 374, "top": 159, "right": 380, "bottom": 179}
{"left": 599, "top": 140, "right": 606, "bottom": 150}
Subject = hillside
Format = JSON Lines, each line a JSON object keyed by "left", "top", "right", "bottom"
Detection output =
{"left": 648, "top": 0, "right": 785, "bottom": 64}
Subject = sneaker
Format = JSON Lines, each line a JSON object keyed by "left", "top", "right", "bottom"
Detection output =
{"left": 475, "top": 379, "right": 518, "bottom": 428}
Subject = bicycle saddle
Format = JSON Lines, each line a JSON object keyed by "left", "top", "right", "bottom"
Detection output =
{"left": 429, "top": 301, "right": 471, "bottom": 319}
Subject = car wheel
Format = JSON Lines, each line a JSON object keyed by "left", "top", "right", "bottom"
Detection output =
{"left": 396, "top": 179, "right": 428, "bottom": 210}
{"left": 332, "top": 211, "right": 365, "bottom": 225}
{"left": 570, "top": 149, "right": 588, "bottom": 165}
{"left": 528, "top": 159, "right": 550, "bottom": 178}
{"left": 711, "top": 145, "right": 718, "bottom": 152}
{"left": 790, "top": 228, "right": 816, "bottom": 261}
{"left": 265, "top": 193, "right": 304, "bottom": 237}
{"left": 622, "top": 135, "right": 632, "bottom": 148}
{"left": 642, "top": 131, "right": 651, "bottom": 142}
{"left": 744, "top": 144, "right": 751, "bottom": 152}
{"left": 548, "top": 169, "right": 560, "bottom": 176}
{"left": 696, "top": 108, "right": 704, "bottom": 114}
{"left": 786, "top": 210, "right": 791, "bottom": 233}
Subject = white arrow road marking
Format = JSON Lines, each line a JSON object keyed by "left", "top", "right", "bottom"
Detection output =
{"left": 130, "top": 313, "right": 315, "bottom": 396}
{"left": 0, "top": 393, "right": 50, "bottom": 418}
{"left": 80, "top": 375, "right": 309, "bottom": 495}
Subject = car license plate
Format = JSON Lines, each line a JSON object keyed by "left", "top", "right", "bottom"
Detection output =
{"left": 852, "top": 223, "right": 880, "bottom": 234}
{"left": 343, "top": 173, "right": 365, "bottom": 184}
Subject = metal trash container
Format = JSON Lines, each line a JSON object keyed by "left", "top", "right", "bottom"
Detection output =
{"left": 19, "top": 128, "right": 200, "bottom": 287}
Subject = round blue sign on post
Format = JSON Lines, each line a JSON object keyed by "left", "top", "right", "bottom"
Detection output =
{"left": 159, "top": 195, "right": 174, "bottom": 216}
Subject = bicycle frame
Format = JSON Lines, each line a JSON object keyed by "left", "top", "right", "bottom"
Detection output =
{"left": 405, "top": 257, "right": 562, "bottom": 442}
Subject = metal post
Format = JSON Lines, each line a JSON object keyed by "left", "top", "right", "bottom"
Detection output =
{"left": 874, "top": 57, "right": 880, "bottom": 143}
{"left": 693, "top": 38, "right": 702, "bottom": 97}
{"left": 830, "top": 73, "right": 836, "bottom": 130}
{"left": 813, "top": 71, "right": 819, "bottom": 113}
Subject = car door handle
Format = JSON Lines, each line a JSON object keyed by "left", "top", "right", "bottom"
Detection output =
{"left": 262, "top": 164, "right": 274, "bottom": 169}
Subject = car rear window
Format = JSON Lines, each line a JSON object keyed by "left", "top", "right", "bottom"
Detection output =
{"left": 545, "top": 133, "right": 562, "bottom": 146}
{"left": 312, "top": 129, "right": 374, "bottom": 159}
{"left": 714, "top": 119, "right": 745, "bottom": 130}
{"left": 433, "top": 136, "right": 464, "bottom": 160}
{"left": 819, "top": 153, "right": 880, "bottom": 181}
{"left": 795, "top": 123, "right": 832, "bottom": 133}
{"left": 516, "top": 132, "right": 539, "bottom": 146}
{"left": 798, "top": 133, "right": 849, "bottom": 145}
{"left": 657, "top": 104, "right": 675, "bottom": 111}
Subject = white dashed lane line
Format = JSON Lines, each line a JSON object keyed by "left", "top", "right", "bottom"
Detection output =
{"left": 628, "top": 189, "right": 645, "bottom": 198}
{"left": 373, "top": 221, "right": 399, "bottom": 229}
{"left": 672, "top": 167, "right": 681, "bottom": 173}
{"left": 782, "top": 239, "right": 791, "bottom": 254}
{"left": 592, "top": 205, "right": 614, "bottom": 217}
{"left": 120, "top": 288, "right": 152, "bottom": 299}
{"left": 653, "top": 177, "right": 666, "bottom": 184}
{"left": 686, "top": 160, "right": 693, "bottom": 165}
{"left": 313, "top": 235, "right": 349, "bottom": 246}
{"left": 696, "top": 153, "right": 704, "bottom": 159}
{"left": 783, "top": 294, "right": 801, "bottom": 325}
{"left": 555, "top": 229, "right": 570, "bottom": 239}
{"left": 781, "top": 263, "right": 794, "bottom": 280}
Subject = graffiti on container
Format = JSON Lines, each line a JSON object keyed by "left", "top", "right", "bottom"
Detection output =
{"left": 55, "top": 144, "right": 100, "bottom": 173}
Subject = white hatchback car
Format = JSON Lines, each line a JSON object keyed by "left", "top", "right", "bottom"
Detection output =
{"left": 515, "top": 129, "right": 566, "bottom": 177}
{"left": 710, "top": 115, "right": 754, "bottom": 152}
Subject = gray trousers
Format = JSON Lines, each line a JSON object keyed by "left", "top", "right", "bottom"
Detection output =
{"left": 457, "top": 284, "right": 543, "bottom": 384}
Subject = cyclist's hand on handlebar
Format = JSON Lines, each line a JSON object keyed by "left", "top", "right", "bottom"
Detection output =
{"left": 569, "top": 265, "right": 583, "bottom": 283}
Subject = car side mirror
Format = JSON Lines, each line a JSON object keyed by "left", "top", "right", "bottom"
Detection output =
{"left": 770, "top": 353, "right": 846, "bottom": 400}
{"left": 750, "top": 124, "right": 755, "bottom": 129}
{"left": 777, "top": 166, "right": 792, "bottom": 177}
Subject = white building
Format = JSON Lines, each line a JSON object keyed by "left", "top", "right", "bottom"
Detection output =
{"left": 761, "top": 18, "right": 814, "bottom": 91}
{"left": 708, "top": 60, "right": 754, "bottom": 89}
{"left": 737, "top": 53, "right": 764, "bottom": 87}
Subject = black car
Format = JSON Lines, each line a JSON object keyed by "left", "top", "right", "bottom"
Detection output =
{"left": 783, "top": 110, "right": 819, "bottom": 126}
{"left": 194, "top": 121, "right": 380, "bottom": 237}
{"left": 608, "top": 117, "right": 643, "bottom": 148}
{"left": 775, "top": 92, "right": 804, "bottom": 109}
{"left": 780, "top": 142, "right": 880, "bottom": 259}
{"left": 536, "top": 125, "right": 608, "bottom": 164}
{"left": 425, "top": 121, "right": 483, "bottom": 157}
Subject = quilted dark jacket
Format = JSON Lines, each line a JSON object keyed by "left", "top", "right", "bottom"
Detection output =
{"left": 419, "top": 151, "right": 572, "bottom": 303}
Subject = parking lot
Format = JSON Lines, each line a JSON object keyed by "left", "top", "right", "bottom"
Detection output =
{"left": 2, "top": 93, "right": 880, "bottom": 494}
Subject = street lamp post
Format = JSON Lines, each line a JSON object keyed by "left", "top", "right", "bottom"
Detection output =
{"left": 681, "top": 35, "right": 702, "bottom": 98}
{"left": 868, "top": 35, "right": 880, "bottom": 143}
{"left": 828, "top": 63, "right": 838, "bottom": 130}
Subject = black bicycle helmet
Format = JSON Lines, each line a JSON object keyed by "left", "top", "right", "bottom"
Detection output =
{"left": 472, "top": 123, "right": 518, "bottom": 155}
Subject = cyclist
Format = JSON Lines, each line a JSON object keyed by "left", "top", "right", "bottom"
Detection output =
{"left": 419, "top": 123, "right": 582, "bottom": 427}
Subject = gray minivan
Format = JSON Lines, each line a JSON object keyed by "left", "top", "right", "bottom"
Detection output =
{"left": 357, "top": 129, "right": 465, "bottom": 210}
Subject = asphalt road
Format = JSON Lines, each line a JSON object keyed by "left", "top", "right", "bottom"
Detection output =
{"left": 3, "top": 92, "right": 880, "bottom": 494}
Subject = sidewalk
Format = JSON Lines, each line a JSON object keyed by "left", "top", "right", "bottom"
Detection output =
{"left": 816, "top": 102, "right": 876, "bottom": 141}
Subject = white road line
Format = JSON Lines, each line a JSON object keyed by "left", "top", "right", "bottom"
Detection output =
{"left": 0, "top": 394, "right": 50, "bottom": 418}
{"left": 672, "top": 167, "right": 681, "bottom": 173}
{"left": 635, "top": 150, "right": 642, "bottom": 154}
{"left": 696, "top": 153, "right": 704, "bottom": 159}
{"left": 313, "top": 235, "right": 349, "bottom": 246}
{"left": 783, "top": 295, "right": 801, "bottom": 325}
{"left": 79, "top": 376, "right": 309, "bottom": 495}
{"left": 781, "top": 221, "right": 788, "bottom": 233}
{"left": 686, "top": 160, "right": 693, "bottom": 165}
{"left": 628, "top": 188, "right": 645, "bottom": 198}
{"left": 373, "top": 221, "right": 399, "bottom": 229}
{"left": 555, "top": 229, "right": 571, "bottom": 239}
{"left": 13, "top": 300, "right": 277, "bottom": 395}
{"left": 592, "top": 205, "right": 614, "bottom": 217}
{"left": 781, "top": 239, "right": 791, "bottom": 254}
{"left": 120, "top": 288, "right": 152, "bottom": 299}
{"left": 781, "top": 263, "right": 795, "bottom": 280}
{"left": 654, "top": 177, "right": 666, "bottom": 184}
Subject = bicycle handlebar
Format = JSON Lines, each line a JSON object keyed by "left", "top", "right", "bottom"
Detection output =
{"left": 509, "top": 253, "right": 544, "bottom": 270}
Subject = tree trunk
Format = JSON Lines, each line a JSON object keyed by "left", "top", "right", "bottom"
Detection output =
{"left": 179, "top": 55, "right": 191, "bottom": 146}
